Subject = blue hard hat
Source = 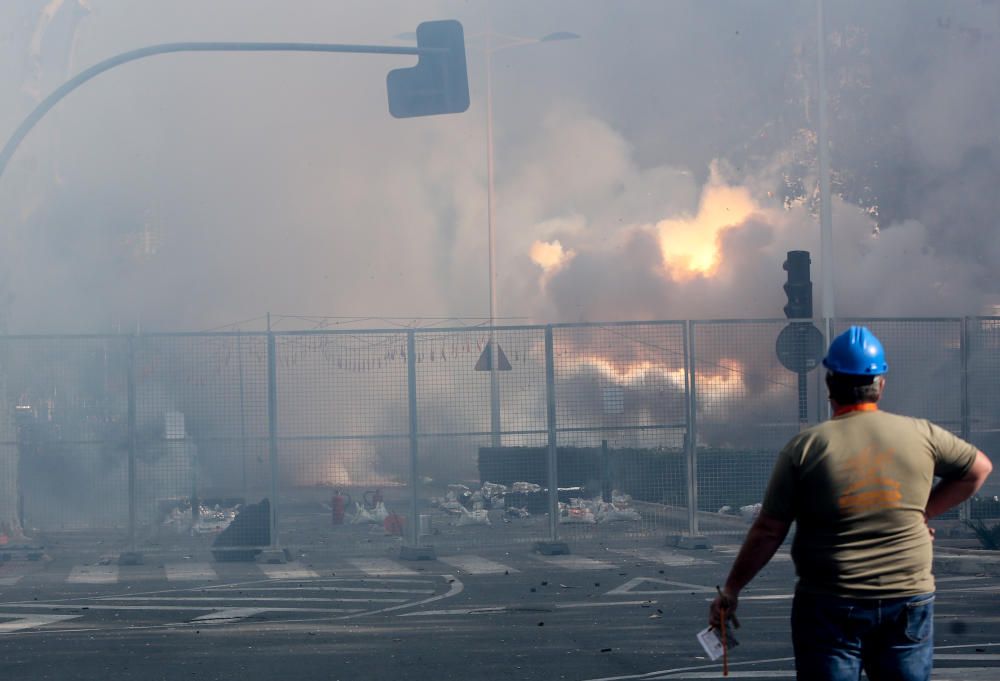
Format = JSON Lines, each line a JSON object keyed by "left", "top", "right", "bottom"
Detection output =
{"left": 822, "top": 326, "right": 888, "bottom": 376}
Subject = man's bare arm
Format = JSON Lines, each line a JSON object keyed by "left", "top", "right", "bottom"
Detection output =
{"left": 709, "top": 511, "right": 792, "bottom": 627}
{"left": 925, "top": 451, "right": 993, "bottom": 520}
{"left": 723, "top": 511, "right": 793, "bottom": 595}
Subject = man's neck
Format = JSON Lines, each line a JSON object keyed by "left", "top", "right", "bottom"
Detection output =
{"left": 832, "top": 402, "right": 879, "bottom": 417}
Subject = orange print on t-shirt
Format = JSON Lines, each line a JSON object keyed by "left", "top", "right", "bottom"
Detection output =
{"left": 838, "top": 446, "right": 903, "bottom": 514}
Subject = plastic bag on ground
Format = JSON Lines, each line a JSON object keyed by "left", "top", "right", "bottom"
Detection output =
{"left": 596, "top": 504, "right": 641, "bottom": 523}
{"left": 739, "top": 503, "right": 762, "bottom": 523}
{"left": 511, "top": 481, "right": 542, "bottom": 494}
{"left": 457, "top": 507, "right": 491, "bottom": 526}
{"left": 352, "top": 501, "right": 391, "bottom": 524}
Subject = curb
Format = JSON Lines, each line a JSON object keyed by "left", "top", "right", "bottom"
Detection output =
{"left": 934, "top": 552, "right": 1000, "bottom": 576}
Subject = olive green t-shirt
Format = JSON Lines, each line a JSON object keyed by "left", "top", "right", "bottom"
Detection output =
{"left": 761, "top": 409, "right": 978, "bottom": 598}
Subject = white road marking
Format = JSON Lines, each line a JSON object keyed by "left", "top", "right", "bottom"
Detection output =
{"left": 555, "top": 600, "right": 656, "bottom": 609}
{"left": 935, "top": 654, "right": 1000, "bottom": 661}
{"left": 102, "top": 596, "right": 408, "bottom": 604}
{"left": 348, "top": 559, "right": 419, "bottom": 576}
{"left": 0, "top": 602, "right": 363, "bottom": 614}
{"left": 534, "top": 555, "right": 615, "bottom": 570}
{"left": 399, "top": 606, "right": 506, "bottom": 617}
{"left": 645, "top": 672, "right": 794, "bottom": 679}
{"left": 336, "top": 575, "right": 463, "bottom": 621}
{"left": 204, "top": 586, "right": 434, "bottom": 595}
{"left": 258, "top": 563, "right": 319, "bottom": 580}
{"left": 438, "top": 555, "right": 517, "bottom": 575}
{"left": 193, "top": 608, "right": 268, "bottom": 622}
{"left": 606, "top": 576, "right": 715, "bottom": 596}
{"left": 0, "top": 613, "right": 82, "bottom": 633}
{"left": 713, "top": 544, "right": 792, "bottom": 562}
{"left": 305, "top": 578, "right": 436, "bottom": 585}
{"left": 0, "top": 577, "right": 23, "bottom": 586}
{"left": 165, "top": 563, "right": 217, "bottom": 582}
{"left": 68, "top": 565, "right": 118, "bottom": 584}
{"left": 399, "top": 600, "right": 659, "bottom": 617}
{"left": 610, "top": 548, "right": 716, "bottom": 567}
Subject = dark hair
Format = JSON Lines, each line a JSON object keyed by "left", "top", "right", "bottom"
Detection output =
{"left": 825, "top": 372, "right": 883, "bottom": 405}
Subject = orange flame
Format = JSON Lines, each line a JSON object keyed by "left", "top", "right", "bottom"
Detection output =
{"left": 655, "top": 182, "right": 759, "bottom": 281}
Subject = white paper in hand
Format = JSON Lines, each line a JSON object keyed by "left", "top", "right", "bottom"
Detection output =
{"left": 696, "top": 627, "right": 725, "bottom": 661}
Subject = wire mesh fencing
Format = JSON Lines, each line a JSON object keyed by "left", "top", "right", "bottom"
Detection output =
{"left": 1, "top": 317, "right": 996, "bottom": 559}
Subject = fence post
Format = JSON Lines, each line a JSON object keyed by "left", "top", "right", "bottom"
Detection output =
{"left": 684, "top": 320, "right": 699, "bottom": 538}
{"left": 237, "top": 329, "right": 248, "bottom": 497}
{"left": 601, "top": 439, "right": 611, "bottom": 503}
{"left": 266, "top": 316, "right": 280, "bottom": 550}
{"left": 407, "top": 330, "right": 419, "bottom": 546}
{"left": 960, "top": 317, "right": 971, "bottom": 523}
{"left": 534, "top": 325, "right": 568, "bottom": 554}
{"left": 400, "top": 330, "right": 434, "bottom": 560}
{"left": 126, "top": 335, "right": 137, "bottom": 555}
{"left": 546, "top": 326, "right": 558, "bottom": 542}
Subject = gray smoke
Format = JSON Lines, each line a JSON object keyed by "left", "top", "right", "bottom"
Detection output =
{"left": 0, "top": 1, "right": 998, "bottom": 332}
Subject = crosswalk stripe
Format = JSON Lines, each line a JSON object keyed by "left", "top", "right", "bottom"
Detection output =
{"left": 611, "top": 548, "right": 716, "bottom": 567}
{"left": 68, "top": 565, "right": 118, "bottom": 584}
{"left": 258, "top": 562, "right": 319, "bottom": 580}
{"left": 533, "top": 555, "right": 615, "bottom": 570}
{"left": 165, "top": 563, "right": 217, "bottom": 582}
{"left": 438, "top": 555, "right": 517, "bottom": 575}
{"left": 348, "top": 559, "right": 419, "bottom": 576}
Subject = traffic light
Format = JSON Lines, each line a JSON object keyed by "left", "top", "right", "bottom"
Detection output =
{"left": 782, "top": 250, "right": 813, "bottom": 319}
{"left": 387, "top": 20, "right": 470, "bottom": 118}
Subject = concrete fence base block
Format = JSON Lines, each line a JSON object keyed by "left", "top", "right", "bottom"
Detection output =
{"left": 117, "top": 551, "right": 144, "bottom": 566}
{"left": 669, "top": 534, "right": 713, "bottom": 550}
{"left": 533, "top": 540, "right": 570, "bottom": 556}
{"left": 399, "top": 545, "right": 436, "bottom": 561}
{"left": 257, "top": 548, "right": 289, "bottom": 565}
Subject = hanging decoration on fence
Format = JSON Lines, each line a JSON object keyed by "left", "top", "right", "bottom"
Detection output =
{"left": 229, "top": 331, "right": 528, "bottom": 373}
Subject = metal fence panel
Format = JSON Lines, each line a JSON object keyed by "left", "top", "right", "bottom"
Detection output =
{"left": 967, "top": 317, "right": 1000, "bottom": 519}
{"left": 835, "top": 319, "right": 963, "bottom": 432}
{"left": 272, "top": 331, "right": 410, "bottom": 554}
{"left": 551, "top": 322, "right": 689, "bottom": 542}
{"left": 0, "top": 317, "right": 993, "bottom": 556}
{"left": 414, "top": 327, "right": 550, "bottom": 550}
{"left": 132, "top": 333, "right": 270, "bottom": 551}
{"left": 1, "top": 336, "right": 129, "bottom": 538}
{"left": 691, "top": 320, "right": 814, "bottom": 535}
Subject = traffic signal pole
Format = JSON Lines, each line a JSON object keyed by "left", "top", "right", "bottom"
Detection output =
{"left": 0, "top": 24, "right": 468, "bottom": 182}
{"left": 780, "top": 251, "right": 823, "bottom": 427}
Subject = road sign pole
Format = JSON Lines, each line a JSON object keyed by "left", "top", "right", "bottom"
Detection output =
{"left": 798, "top": 371, "right": 808, "bottom": 427}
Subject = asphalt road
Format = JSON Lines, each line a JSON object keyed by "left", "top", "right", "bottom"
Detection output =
{"left": 1, "top": 542, "right": 999, "bottom": 680}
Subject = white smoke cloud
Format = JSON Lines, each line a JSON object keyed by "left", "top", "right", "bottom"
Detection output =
{"left": 0, "top": 1, "right": 997, "bottom": 334}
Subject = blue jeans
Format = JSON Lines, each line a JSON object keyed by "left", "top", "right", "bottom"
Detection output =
{"left": 791, "top": 591, "right": 934, "bottom": 681}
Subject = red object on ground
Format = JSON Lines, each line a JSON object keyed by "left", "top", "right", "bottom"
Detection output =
{"left": 383, "top": 514, "right": 405, "bottom": 536}
{"left": 331, "top": 492, "right": 350, "bottom": 525}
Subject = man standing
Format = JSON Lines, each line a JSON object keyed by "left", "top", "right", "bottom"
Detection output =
{"left": 709, "top": 326, "right": 993, "bottom": 681}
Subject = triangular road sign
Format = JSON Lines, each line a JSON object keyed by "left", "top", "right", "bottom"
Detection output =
{"left": 474, "top": 343, "right": 512, "bottom": 371}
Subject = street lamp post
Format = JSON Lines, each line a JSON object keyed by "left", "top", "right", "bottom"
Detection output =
{"left": 483, "top": 30, "right": 579, "bottom": 448}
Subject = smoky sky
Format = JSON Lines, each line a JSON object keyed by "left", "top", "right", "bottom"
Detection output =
{"left": 1, "top": 1, "right": 999, "bottom": 333}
